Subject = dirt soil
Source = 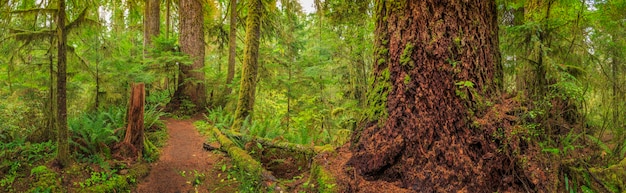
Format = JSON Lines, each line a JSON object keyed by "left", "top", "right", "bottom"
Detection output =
{"left": 134, "top": 118, "right": 237, "bottom": 193}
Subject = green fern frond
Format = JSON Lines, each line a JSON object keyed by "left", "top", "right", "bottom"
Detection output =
{"left": 586, "top": 134, "right": 613, "bottom": 157}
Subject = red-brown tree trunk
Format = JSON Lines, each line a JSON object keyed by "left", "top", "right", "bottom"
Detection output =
{"left": 115, "top": 83, "right": 145, "bottom": 160}
{"left": 349, "top": 1, "right": 513, "bottom": 192}
{"left": 167, "top": 0, "right": 206, "bottom": 113}
{"left": 143, "top": 0, "right": 160, "bottom": 56}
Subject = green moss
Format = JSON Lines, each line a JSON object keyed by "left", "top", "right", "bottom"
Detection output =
{"left": 310, "top": 164, "right": 337, "bottom": 193}
{"left": 365, "top": 68, "right": 391, "bottom": 123}
{"left": 404, "top": 74, "right": 411, "bottom": 85}
{"left": 211, "top": 126, "right": 264, "bottom": 178}
{"left": 400, "top": 43, "right": 415, "bottom": 68}
{"left": 28, "top": 165, "right": 61, "bottom": 192}
{"left": 589, "top": 158, "right": 626, "bottom": 192}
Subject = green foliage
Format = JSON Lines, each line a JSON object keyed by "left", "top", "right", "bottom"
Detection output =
{"left": 69, "top": 107, "right": 124, "bottom": 156}
{"left": 0, "top": 140, "right": 55, "bottom": 191}
{"left": 28, "top": 165, "right": 60, "bottom": 192}
{"left": 144, "top": 105, "right": 168, "bottom": 131}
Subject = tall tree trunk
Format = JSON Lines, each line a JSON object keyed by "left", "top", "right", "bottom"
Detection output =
{"left": 232, "top": 0, "right": 263, "bottom": 130}
{"left": 225, "top": 0, "right": 237, "bottom": 97}
{"left": 143, "top": 0, "right": 160, "bottom": 56}
{"left": 56, "top": 0, "right": 70, "bottom": 167}
{"left": 349, "top": 1, "right": 512, "bottom": 192}
{"left": 165, "top": 0, "right": 171, "bottom": 38}
{"left": 167, "top": 0, "right": 206, "bottom": 113}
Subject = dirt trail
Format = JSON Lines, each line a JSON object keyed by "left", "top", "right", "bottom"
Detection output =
{"left": 134, "top": 118, "right": 236, "bottom": 193}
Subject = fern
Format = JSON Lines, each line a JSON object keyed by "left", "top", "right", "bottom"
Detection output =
{"left": 69, "top": 109, "right": 123, "bottom": 156}
{"left": 585, "top": 134, "right": 612, "bottom": 157}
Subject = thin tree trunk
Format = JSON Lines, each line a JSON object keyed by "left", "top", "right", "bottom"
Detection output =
{"left": 225, "top": 0, "right": 237, "bottom": 97}
{"left": 166, "top": 0, "right": 171, "bottom": 38}
{"left": 56, "top": 0, "right": 70, "bottom": 167}
{"left": 47, "top": 37, "right": 56, "bottom": 142}
{"left": 232, "top": 0, "right": 263, "bottom": 130}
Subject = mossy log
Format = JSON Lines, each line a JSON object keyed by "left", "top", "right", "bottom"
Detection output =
{"left": 588, "top": 158, "right": 626, "bottom": 192}
{"left": 220, "top": 129, "right": 334, "bottom": 156}
{"left": 210, "top": 126, "right": 277, "bottom": 182}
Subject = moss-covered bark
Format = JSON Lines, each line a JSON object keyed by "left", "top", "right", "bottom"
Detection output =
{"left": 56, "top": 0, "right": 70, "bottom": 167}
{"left": 349, "top": 0, "right": 516, "bottom": 192}
{"left": 225, "top": 0, "right": 237, "bottom": 98}
{"left": 232, "top": 0, "right": 263, "bottom": 130}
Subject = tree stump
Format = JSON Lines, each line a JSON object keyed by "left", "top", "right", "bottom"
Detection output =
{"left": 114, "top": 83, "right": 145, "bottom": 161}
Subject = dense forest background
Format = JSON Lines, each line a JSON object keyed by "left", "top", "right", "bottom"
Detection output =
{"left": 0, "top": 0, "right": 625, "bottom": 192}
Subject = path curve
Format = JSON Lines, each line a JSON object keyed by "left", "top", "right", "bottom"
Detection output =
{"left": 134, "top": 118, "right": 235, "bottom": 193}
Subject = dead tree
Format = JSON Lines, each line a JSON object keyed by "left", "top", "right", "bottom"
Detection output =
{"left": 114, "top": 83, "right": 145, "bottom": 161}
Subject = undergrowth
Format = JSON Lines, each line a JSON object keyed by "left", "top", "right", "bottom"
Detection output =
{"left": 205, "top": 107, "right": 351, "bottom": 147}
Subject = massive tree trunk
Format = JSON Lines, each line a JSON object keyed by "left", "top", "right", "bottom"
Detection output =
{"left": 56, "top": 0, "right": 70, "bottom": 167}
{"left": 349, "top": 1, "right": 511, "bottom": 192}
{"left": 168, "top": 0, "right": 206, "bottom": 113}
{"left": 231, "top": 0, "right": 262, "bottom": 130}
{"left": 225, "top": 0, "right": 237, "bottom": 98}
{"left": 143, "top": 0, "right": 160, "bottom": 56}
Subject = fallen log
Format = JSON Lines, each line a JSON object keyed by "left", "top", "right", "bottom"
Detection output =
{"left": 209, "top": 126, "right": 279, "bottom": 184}
{"left": 219, "top": 129, "right": 334, "bottom": 156}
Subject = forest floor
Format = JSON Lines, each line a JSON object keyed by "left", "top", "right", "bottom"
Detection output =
{"left": 134, "top": 118, "right": 238, "bottom": 193}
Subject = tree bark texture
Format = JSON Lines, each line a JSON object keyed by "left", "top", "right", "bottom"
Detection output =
{"left": 349, "top": 1, "right": 511, "bottom": 192}
{"left": 115, "top": 83, "right": 146, "bottom": 160}
{"left": 225, "top": 0, "right": 237, "bottom": 97}
{"left": 232, "top": 0, "right": 262, "bottom": 130}
{"left": 143, "top": 0, "right": 160, "bottom": 56}
{"left": 56, "top": 0, "right": 70, "bottom": 167}
{"left": 171, "top": 0, "right": 206, "bottom": 111}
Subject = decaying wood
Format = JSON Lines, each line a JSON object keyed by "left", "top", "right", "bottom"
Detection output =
{"left": 209, "top": 125, "right": 278, "bottom": 183}
{"left": 219, "top": 129, "right": 334, "bottom": 156}
{"left": 114, "top": 83, "right": 145, "bottom": 161}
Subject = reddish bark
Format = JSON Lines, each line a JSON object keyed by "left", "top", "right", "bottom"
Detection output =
{"left": 115, "top": 83, "right": 145, "bottom": 160}
{"left": 349, "top": 1, "right": 521, "bottom": 192}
